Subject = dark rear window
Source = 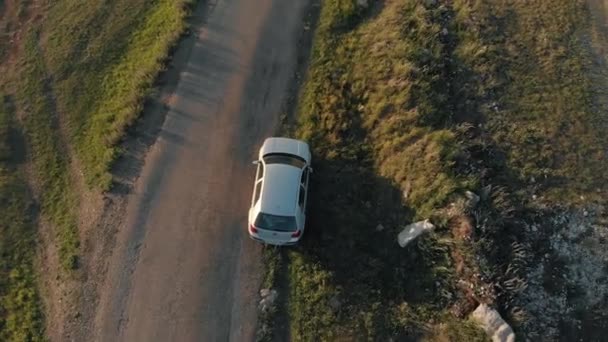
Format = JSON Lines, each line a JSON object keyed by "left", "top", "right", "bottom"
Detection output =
{"left": 254, "top": 212, "right": 297, "bottom": 232}
{"left": 263, "top": 153, "right": 306, "bottom": 168}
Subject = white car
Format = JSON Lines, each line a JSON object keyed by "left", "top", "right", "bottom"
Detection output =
{"left": 248, "top": 137, "right": 312, "bottom": 245}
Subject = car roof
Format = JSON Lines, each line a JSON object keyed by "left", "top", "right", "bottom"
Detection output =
{"left": 260, "top": 163, "right": 301, "bottom": 216}
{"left": 260, "top": 137, "right": 311, "bottom": 163}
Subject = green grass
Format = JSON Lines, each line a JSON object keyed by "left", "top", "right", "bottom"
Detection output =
{"left": 0, "top": 96, "right": 45, "bottom": 342}
{"left": 256, "top": 248, "right": 282, "bottom": 342}
{"left": 0, "top": 1, "right": 197, "bottom": 339}
{"left": 297, "top": 0, "right": 475, "bottom": 220}
{"left": 452, "top": 0, "right": 606, "bottom": 203}
{"left": 288, "top": 1, "right": 481, "bottom": 339}
{"left": 41, "top": 0, "right": 195, "bottom": 190}
{"left": 450, "top": 0, "right": 608, "bottom": 337}
{"left": 286, "top": 0, "right": 606, "bottom": 340}
{"left": 1, "top": 0, "right": 196, "bottom": 270}
{"left": 17, "top": 30, "right": 79, "bottom": 270}
{"left": 288, "top": 251, "right": 338, "bottom": 340}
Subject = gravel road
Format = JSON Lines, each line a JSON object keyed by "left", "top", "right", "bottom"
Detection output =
{"left": 88, "top": 1, "right": 309, "bottom": 340}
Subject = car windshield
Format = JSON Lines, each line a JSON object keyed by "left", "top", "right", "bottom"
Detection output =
{"left": 263, "top": 153, "right": 306, "bottom": 168}
{"left": 254, "top": 212, "right": 297, "bottom": 232}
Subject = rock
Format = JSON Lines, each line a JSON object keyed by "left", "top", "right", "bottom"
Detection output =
{"left": 470, "top": 304, "right": 515, "bottom": 342}
{"left": 376, "top": 223, "right": 385, "bottom": 232}
{"left": 398, "top": 219, "right": 435, "bottom": 247}
{"left": 260, "top": 288, "right": 270, "bottom": 298}
{"left": 465, "top": 191, "right": 480, "bottom": 208}
{"left": 259, "top": 289, "right": 278, "bottom": 312}
{"left": 356, "top": 0, "right": 368, "bottom": 8}
{"left": 329, "top": 295, "right": 341, "bottom": 311}
{"left": 403, "top": 181, "right": 412, "bottom": 200}
{"left": 441, "top": 28, "right": 449, "bottom": 35}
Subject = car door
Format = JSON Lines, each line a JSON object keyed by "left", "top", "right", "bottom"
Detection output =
{"left": 298, "top": 167, "right": 310, "bottom": 226}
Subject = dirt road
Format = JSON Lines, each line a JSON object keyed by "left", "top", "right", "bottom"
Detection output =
{"left": 88, "top": 0, "right": 308, "bottom": 340}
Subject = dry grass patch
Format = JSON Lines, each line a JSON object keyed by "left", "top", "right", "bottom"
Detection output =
{"left": 0, "top": 0, "right": 197, "bottom": 339}
{"left": 0, "top": 94, "right": 44, "bottom": 342}
{"left": 288, "top": 0, "right": 607, "bottom": 340}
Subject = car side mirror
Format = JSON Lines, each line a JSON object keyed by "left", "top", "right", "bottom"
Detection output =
{"left": 308, "top": 166, "right": 313, "bottom": 174}
{"left": 252, "top": 160, "right": 260, "bottom": 165}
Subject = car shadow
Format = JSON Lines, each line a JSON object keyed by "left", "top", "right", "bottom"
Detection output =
{"left": 286, "top": 153, "right": 452, "bottom": 340}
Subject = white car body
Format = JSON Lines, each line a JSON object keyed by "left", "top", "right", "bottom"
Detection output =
{"left": 248, "top": 137, "right": 312, "bottom": 245}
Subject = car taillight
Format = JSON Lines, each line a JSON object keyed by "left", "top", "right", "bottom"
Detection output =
{"left": 249, "top": 225, "right": 258, "bottom": 234}
{"left": 291, "top": 230, "right": 301, "bottom": 238}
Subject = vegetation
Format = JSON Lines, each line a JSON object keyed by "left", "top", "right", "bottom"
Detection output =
{"left": 256, "top": 247, "right": 281, "bottom": 342}
{"left": 0, "top": 0, "right": 197, "bottom": 271}
{"left": 7, "top": 0, "right": 195, "bottom": 264}
{"left": 285, "top": 0, "right": 606, "bottom": 340}
{"left": 452, "top": 0, "right": 607, "bottom": 204}
{"left": 0, "top": 97, "right": 44, "bottom": 341}
{"left": 451, "top": 0, "right": 607, "bottom": 338}
{"left": 41, "top": 0, "right": 195, "bottom": 190}
{"left": 17, "top": 30, "right": 80, "bottom": 270}
{"left": 288, "top": 251, "right": 338, "bottom": 340}
{"left": 288, "top": 0, "right": 480, "bottom": 340}
{"left": 0, "top": 0, "right": 196, "bottom": 339}
{"left": 424, "top": 315, "right": 490, "bottom": 342}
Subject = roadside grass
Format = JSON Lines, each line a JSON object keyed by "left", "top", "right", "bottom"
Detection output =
{"left": 41, "top": 0, "right": 195, "bottom": 190}
{"left": 0, "top": 0, "right": 197, "bottom": 270}
{"left": 16, "top": 30, "right": 79, "bottom": 270}
{"left": 452, "top": 0, "right": 607, "bottom": 205}
{"left": 288, "top": 0, "right": 484, "bottom": 340}
{"left": 0, "top": 96, "right": 44, "bottom": 341}
{"left": 0, "top": 0, "right": 197, "bottom": 339}
{"left": 287, "top": 0, "right": 606, "bottom": 340}
{"left": 454, "top": 1, "right": 608, "bottom": 338}
{"left": 256, "top": 247, "right": 281, "bottom": 342}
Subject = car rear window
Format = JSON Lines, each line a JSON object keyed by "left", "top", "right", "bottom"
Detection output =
{"left": 254, "top": 212, "right": 297, "bottom": 232}
{"left": 263, "top": 153, "right": 306, "bottom": 168}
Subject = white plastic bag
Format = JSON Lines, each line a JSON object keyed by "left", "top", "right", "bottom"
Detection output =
{"left": 397, "top": 219, "right": 435, "bottom": 247}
